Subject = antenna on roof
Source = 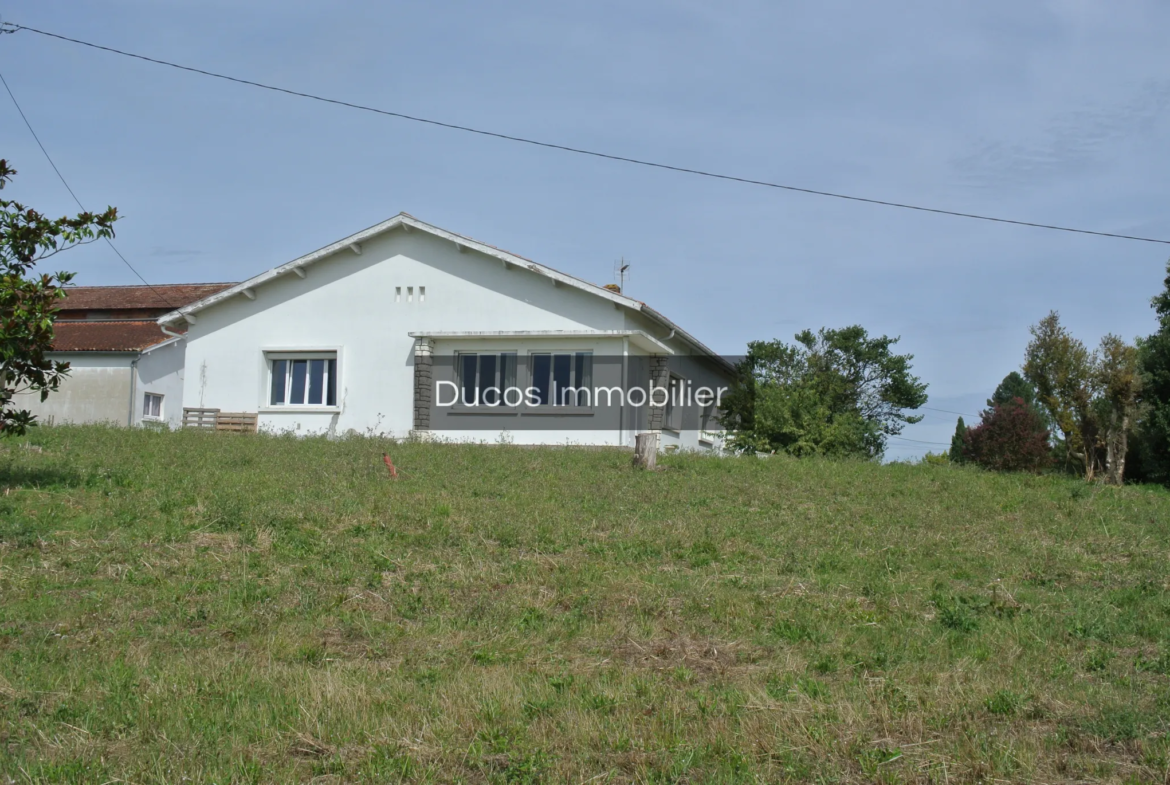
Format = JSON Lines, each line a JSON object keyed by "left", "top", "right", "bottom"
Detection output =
{"left": 612, "top": 258, "right": 630, "bottom": 294}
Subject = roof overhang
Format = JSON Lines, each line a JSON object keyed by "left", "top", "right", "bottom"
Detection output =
{"left": 158, "top": 212, "right": 732, "bottom": 372}
{"left": 407, "top": 330, "right": 673, "bottom": 355}
{"left": 139, "top": 335, "right": 182, "bottom": 354}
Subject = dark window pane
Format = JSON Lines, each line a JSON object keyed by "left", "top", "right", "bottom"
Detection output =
{"left": 479, "top": 353, "right": 497, "bottom": 405}
{"left": 308, "top": 359, "right": 325, "bottom": 404}
{"left": 553, "top": 353, "right": 571, "bottom": 406}
{"left": 271, "top": 359, "right": 287, "bottom": 405}
{"left": 667, "top": 377, "right": 683, "bottom": 429}
{"left": 290, "top": 360, "right": 307, "bottom": 405}
{"left": 326, "top": 359, "right": 337, "bottom": 406}
{"left": 461, "top": 354, "right": 478, "bottom": 405}
{"left": 500, "top": 353, "right": 516, "bottom": 392}
{"left": 574, "top": 353, "right": 592, "bottom": 406}
{"left": 531, "top": 354, "right": 551, "bottom": 406}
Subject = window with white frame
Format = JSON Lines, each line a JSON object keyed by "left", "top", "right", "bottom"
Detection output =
{"left": 268, "top": 352, "right": 338, "bottom": 407}
{"left": 530, "top": 352, "right": 592, "bottom": 406}
{"left": 143, "top": 392, "right": 163, "bottom": 420}
{"left": 458, "top": 352, "right": 517, "bottom": 406}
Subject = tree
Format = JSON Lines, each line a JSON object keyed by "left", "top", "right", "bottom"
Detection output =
{"left": 1094, "top": 335, "right": 1141, "bottom": 485}
{"left": 989, "top": 370, "right": 1050, "bottom": 446}
{"left": 720, "top": 326, "right": 928, "bottom": 458}
{"left": 988, "top": 371, "right": 1037, "bottom": 410}
{"left": 1023, "top": 312, "right": 1098, "bottom": 479}
{"left": 960, "top": 397, "right": 1051, "bottom": 473}
{"left": 0, "top": 160, "right": 118, "bottom": 434}
{"left": 949, "top": 417, "right": 967, "bottom": 463}
{"left": 1134, "top": 261, "right": 1170, "bottom": 485}
{"left": 1022, "top": 313, "right": 1142, "bottom": 485}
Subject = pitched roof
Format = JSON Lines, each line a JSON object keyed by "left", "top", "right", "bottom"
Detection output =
{"left": 157, "top": 213, "right": 730, "bottom": 369}
{"left": 60, "top": 283, "right": 236, "bottom": 311}
{"left": 51, "top": 320, "right": 177, "bottom": 352}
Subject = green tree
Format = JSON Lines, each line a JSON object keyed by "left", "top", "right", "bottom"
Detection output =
{"left": 720, "top": 326, "right": 927, "bottom": 458}
{"left": 1134, "top": 262, "right": 1170, "bottom": 485}
{"left": 987, "top": 370, "right": 1050, "bottom": 448}
{"left": 949, "top": 417, "right": 967, "bottom": 463}
{"left": 989, "top": 371, "right": 1037, "bottom": 409}
{"left": 1022, "top": 313, "right": 1142, "bottom": 485}
{"left": 1023, "top": 312, "right": 1099, "bottom": 480}
{"left": 0, "top": 160, "right": 118, "bottom": 434}
{"left": 1094, "top": 334, "right": 1141, "bottom": 485}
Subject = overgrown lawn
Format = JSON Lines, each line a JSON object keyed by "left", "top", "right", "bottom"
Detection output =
{"left": 1, "top": 426, "right": 1168, "bottom": 783}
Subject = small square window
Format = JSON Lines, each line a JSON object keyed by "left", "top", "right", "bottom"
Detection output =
{"left": 143, "top": 392, "right": 163, "bottom": 420}
{"left": 419, "top": 286, "right": 426, "bottom": 302}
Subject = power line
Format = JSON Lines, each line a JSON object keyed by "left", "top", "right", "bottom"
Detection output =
{"left": 0, "top": 68, "right": 175, "bottom": 305}
{"left": 888, "top": 435, "right": 951, "bottom": 446}
{"left": 6, "top": 22, "right": 1170, "bottom": 247}
{"left": 921, "top": 405, "right": 981, "bottom": 418}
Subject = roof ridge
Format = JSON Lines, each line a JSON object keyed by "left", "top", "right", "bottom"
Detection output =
{"left": 55, "top": 318, "right": 164, "bottom": 323}
{"left": 64, "top": 282, "right": 238, "bottom": 289}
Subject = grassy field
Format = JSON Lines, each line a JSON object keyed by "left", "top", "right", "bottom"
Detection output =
{"left": 0, "top": 427, "right": 1168, "bottom": 784}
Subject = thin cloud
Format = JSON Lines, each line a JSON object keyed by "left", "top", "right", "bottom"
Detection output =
{"left": 951, "top": 79, "right": 1170, "bottom": 189}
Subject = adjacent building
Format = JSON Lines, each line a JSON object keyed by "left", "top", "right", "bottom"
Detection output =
{"left": 17, "top": 283, "right": 233, "bottom": 428}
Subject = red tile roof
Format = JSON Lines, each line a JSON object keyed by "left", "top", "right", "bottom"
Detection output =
{"left": 51, "top": 320, "right": 177, "bottom": 352}
{"left": 58, "top": 283, "right": 236, "bottom": 311}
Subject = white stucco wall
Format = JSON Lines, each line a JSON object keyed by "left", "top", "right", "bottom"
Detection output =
{"left": 135, "top": 338, "right": 185, "bottom": 428}
{"left": 180, "top": 227, "right": 729, "bottom": 448}
{"left": 181, "top": 230, "right": 632, "bottom": 440}
{"left": 14, "top": 353, "right": 135, "bottom": 426}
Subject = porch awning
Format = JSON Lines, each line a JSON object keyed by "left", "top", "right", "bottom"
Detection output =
{"left": 406, "top": 330, "right": 674, "bottom": 355}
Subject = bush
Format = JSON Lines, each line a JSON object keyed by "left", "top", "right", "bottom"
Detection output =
{"left": 961, "top": 398, "right": 1051, "bottom": 473}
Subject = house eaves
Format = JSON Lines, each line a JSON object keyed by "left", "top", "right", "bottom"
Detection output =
{"left": 157, "top": 213, "right": 730, "bottom": 370}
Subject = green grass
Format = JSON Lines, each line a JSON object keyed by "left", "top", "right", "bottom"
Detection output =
{"left": 1, "top": 425, "right": 1169, "bottom": 783}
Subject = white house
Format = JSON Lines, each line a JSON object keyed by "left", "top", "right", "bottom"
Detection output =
{"left": 158, "top": 213, "right": 733, "bottom": 449}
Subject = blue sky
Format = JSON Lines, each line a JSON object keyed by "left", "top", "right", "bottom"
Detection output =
{"left": 3, "top": 1, "right": 1168, "bottom": 457}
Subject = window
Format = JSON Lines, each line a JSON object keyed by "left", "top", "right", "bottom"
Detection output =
{"left": 143, "top": 392, "right": 163, "bottom": 420}
{"left": 458, "top": 352, "right": 517, "bottom": 406}
{"left": 269, "top": 353, "right": 337, "bottom": 407}
{"left": 530, "top": 352, "right": 592, "bottom": 406}
{"left": 665, "top": 374, "right": 684, "bottom": 431}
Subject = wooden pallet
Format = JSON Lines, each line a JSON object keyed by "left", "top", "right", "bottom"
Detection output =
{"left": 215, "top": 412, "right": 258, "bottom": 433}
{"left": 182, "top": 408, "right": 258, "bottom": 433}
{"left": 182, "top": 408, "right": 220, "bottom": 429}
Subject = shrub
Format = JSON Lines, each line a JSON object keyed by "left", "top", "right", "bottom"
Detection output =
{"left": 961, "top": 398, "right": 1051, "bottom": 473}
